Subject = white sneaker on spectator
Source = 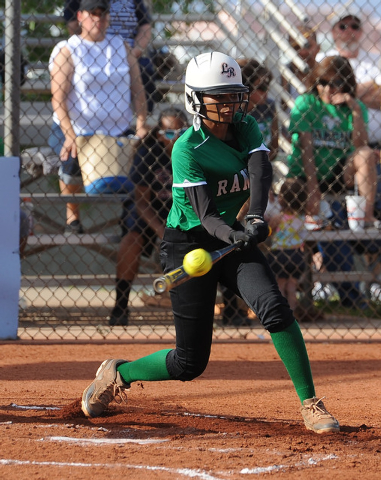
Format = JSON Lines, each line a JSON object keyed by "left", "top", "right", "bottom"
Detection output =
{"left": 370, "top": 283, "right": 381, "bottom": 302}
{"left": 312, "top": 282, "right": 338, "bottom": 301}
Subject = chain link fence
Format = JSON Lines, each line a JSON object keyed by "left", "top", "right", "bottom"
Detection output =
{"left": 2, "top": 0, "right": 381, "bottom": 340}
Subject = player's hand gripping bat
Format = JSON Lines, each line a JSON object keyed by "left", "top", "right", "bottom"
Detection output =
{"left": 153, "top": 242, "right": 242, "bottom": 293}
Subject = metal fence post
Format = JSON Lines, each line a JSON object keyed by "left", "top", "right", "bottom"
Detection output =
{"left": 4, "top": 0, "right": 21, "bottom": 157}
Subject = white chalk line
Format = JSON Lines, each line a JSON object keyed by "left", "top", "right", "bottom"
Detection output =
{"left": 240, "top": 454, "right": 339, "bottom": 474}
{"left": 0, "top": 454, "right": 341, "bottom": 479}
{"left": 10, "top": 403, "right": 60, "bottom": 411}
{"left": 42, "top": 436, "right": 168, "bottom": 445}
{"left": 0, "top": 459, "right": 224, "bottom": 480}
{"left": 2, "top": 407, "right": 339, "bottom": 476}
{"left": 182, "top": 412, "right": 227, "bottom": 419}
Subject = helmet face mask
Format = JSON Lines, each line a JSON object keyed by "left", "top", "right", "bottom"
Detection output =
{"left": 194, "top": 92, "right": 248, "bottom": 124}
{"left": 185, "top": 52, "right": 249, "bottom": 124}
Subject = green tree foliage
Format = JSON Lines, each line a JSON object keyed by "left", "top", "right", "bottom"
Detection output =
{"left": 0, "top": 0, "right": 214, "bottom": 14}
{"left": 0, "top": 0, "right": 67, "bottom": 63}
{"left": 152, "top": 0, "right": 214, "bottom": 14}
{"left": 0, "top": 0, "right": 64, "bottom": 14}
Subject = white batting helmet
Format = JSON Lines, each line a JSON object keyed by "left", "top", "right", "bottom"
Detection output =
{"left": 184, "top": 51, "right": 248, "bottom": 120}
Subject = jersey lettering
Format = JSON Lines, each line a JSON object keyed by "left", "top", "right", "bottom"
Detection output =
{"left": 217, "top": 180, "right": 228, "bottom": 196}
{"left": 241, "top": 169, "right": 250, "bottom": 190}
{"left": 216, "top": 169, "right": 250, "bottom": 196}
{"left": 312, "top": 129, "right": 351, "bottom": 150}
{"left": 230, "top": 174, "right": 240, "bottom": 192}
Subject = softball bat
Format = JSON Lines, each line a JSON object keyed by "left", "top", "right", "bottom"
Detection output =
{"left": 153, "top": 242, "right": 242, "bottom": 293}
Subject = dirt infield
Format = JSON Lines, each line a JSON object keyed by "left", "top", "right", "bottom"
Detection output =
{"left": 0, "top": 341, "right": 380, "bottom": 479}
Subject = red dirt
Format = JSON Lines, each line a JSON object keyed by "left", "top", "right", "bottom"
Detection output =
{"left": 0, "top": 341, "right": 380, "bottom": 479}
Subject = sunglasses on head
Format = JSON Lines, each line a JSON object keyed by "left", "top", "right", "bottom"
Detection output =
{"left": 158, "top": 128, "right": 187, "bottom": 140}
{"left": 319, "top": 78, "right": 345, "bottom": 89}
{"left": 339, "top": 23, "right": 361, "bottom": 30}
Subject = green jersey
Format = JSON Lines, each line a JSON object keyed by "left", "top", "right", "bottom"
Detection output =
{"left": 167, "top": 114, "right": 266, "bottom": 232}
{"left": 287, "top": 93, "right": 368, "bottom": 181}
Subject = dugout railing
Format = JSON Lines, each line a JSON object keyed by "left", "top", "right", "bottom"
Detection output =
{"left": 2, "top": 1, "right": 381, "bottom": 340}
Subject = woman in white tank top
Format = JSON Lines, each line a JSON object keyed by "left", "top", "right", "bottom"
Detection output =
{"left": 50, "top": 0, "right": 147, "bottom": 162}
{"left": 48, "top": 0, "right": 148, "bottom": 230}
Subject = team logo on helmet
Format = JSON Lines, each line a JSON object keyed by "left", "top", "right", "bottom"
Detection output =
{"left": 221, "top": 63, "right": 236, "bottom": 78}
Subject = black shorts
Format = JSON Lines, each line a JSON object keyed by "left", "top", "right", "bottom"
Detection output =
{"left": 161, "top": 227, "right": 295, "bottom": 381}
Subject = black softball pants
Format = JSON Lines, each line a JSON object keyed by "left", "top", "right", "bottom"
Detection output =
{"left": 160, "top": 228, "right": 295, "bottom": 382}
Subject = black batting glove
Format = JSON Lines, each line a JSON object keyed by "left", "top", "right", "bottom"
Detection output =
{"left": 245, "top": 215, "right": 270, "bottom": 245}
{"left": 229, "top": 230, "right": 255, "bottom": 251}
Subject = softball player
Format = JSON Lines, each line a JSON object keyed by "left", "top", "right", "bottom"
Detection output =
{"left": 82, "top": 51, "right": 339, "bottom": 434}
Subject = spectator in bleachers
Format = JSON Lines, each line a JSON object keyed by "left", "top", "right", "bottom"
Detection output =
{"left": 267, "top": 178, "right": 307, "bottom": 313}
{"left": 316, "top": 7, "right": 381, "bottom": 221}
{"left": 287, "top": 55, "right": 378, "bottom": 308}
{"left": 110, "top": 107, "right": 188, "bottom": 326}
{"left": 280, "top": 26, "right": 320, "bottom": 143}
{"left": 64, "top": 0, "right": 156, "bottom": 113}
{"left": 49, "top": 0, "right": 148, "bottom": 234}
{"left": 282, "top": 25, "right": 320, "bottom": 102}
{"left": 239, "top": 59, "right": 278, "bottom": 161}
{"left": 288, "top": 55, "right": 378, "bottom": 229}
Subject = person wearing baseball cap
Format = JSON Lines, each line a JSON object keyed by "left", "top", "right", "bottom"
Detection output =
{"left": 329, "top": 7, "right": 361, "bottom": 29}
{"left": 63, "top": 0, "right": 155, "bottom": 111}
{"left": 48, "top": 0, "right": 148, "bottom": 227}
{"left": 317, "top": 6, "right": 381, "bottom": 209}
{"left": 326, "top": 7, "right": 363, "bottom": 59}
{"left": 314, "top": 9, "right": 381, "bottom": 310}
{"left": 317, "top": 8, "right": 381, "bottom": 144}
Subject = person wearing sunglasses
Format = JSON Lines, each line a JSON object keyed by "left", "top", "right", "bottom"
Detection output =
{"left": 317, "top": 9, "right": 381, "bottom": 216}
{"left": 49, "top": 0, "right": 148, "bottom": 234}
{"left": 158, "top": 127, "right": 188, "bottom": 140}
{"left": 64, "top": 0, "right": 156, "bottom": 113}
{"left": 289, "top": 55, "right": 378, "bottom": 229}
{"left": 317, "top": 9, "right": 381, "bottom": 130}
{"left": 109, "top": 108, "right": 189, "bottom": 326}
{"left": 287, "top": 55, "right": 379, "bottom": 309}
{"left": 283, "top": 26, "right": 320, "bottom": 102}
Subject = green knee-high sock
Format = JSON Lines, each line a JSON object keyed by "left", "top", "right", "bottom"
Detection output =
{"left": 117, "top": 349, "right": 172, "bottom": 384}
{"left": 270, "top": 320, "right": 315, "bottom": 403}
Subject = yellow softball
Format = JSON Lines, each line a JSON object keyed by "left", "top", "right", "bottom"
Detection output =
{"left": 183, "top": 248, "right": 213, "bottom": 277}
